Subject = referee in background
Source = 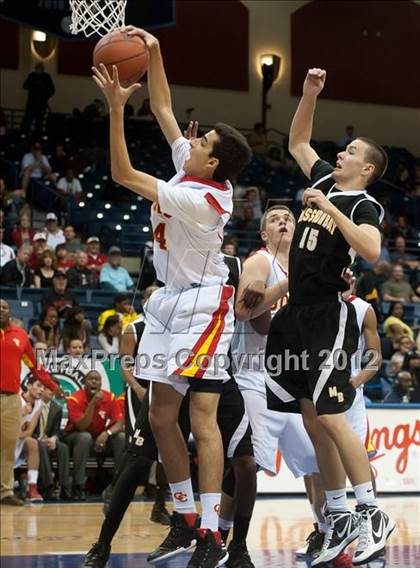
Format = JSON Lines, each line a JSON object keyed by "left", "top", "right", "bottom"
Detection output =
{"left": 0, "top": 299, "right": 59, "bottom": 506}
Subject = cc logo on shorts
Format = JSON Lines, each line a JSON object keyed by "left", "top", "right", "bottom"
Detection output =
{"left": 214, "top": 504, "right": 221, "bottom": 515}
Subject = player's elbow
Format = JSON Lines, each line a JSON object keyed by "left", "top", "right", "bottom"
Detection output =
{"left": 362, "top": 248, "right": 381, "bottom": 264}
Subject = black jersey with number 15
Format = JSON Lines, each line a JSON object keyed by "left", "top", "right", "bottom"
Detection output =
{"left": 288, "top": 159, "right": 384, "bottom": 304}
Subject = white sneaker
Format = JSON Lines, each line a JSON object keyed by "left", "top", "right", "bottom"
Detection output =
{"left": 352, "top": 504, "right": 395, "bottom": 565}
{"left": 311, "top": 510, "right": 360, "bottom": 566}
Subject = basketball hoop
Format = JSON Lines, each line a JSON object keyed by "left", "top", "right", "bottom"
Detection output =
{"left": 69, "top": 0, "right": 127, "bottom": 37}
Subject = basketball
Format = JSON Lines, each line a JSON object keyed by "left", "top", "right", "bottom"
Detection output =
{"left": 93, "top": 29, "right": 149, "bottom": 87}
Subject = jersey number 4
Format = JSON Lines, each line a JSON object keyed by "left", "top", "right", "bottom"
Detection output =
{"left": 153, "top": 223, "right": 167, "bottom": 250}
{"left": 299, "top": 227, "right": 319, "bottom": 251}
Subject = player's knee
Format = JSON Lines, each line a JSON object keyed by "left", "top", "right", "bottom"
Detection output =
{"left": 233, "top": 455, "right": 257, "bottom": 479}
{"left": 25, "top": 437, "right": 38, "bottom": 451}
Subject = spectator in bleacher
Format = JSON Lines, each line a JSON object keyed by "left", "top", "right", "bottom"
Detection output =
{"left": 388, "top": 335, "right": 414, "bottom": 378}
{"left": 0, "top": 178, "right": 26, "bottom": 226}
{"left": 67, "top": 251, "right": 95, "bottom": 289}
{"left": 231, "top": 205, "right": 260, "bottom": 233}
{"left": 63, "top": 225, "right": 81, "bottom": 255}
{"left": 28, "top": 232, "right": 48, "bottom": 271}
{"left": 136, "top": 97, "right": 154, "bottom": 121}
{"left": 0, "top": 225, "right": 15, "bottom": 267}
{"left": 55, "top": 243, "right": 74, "bottom": 271}
{"left": 30, "top": 306, "right": 60, "bottom": 350}
{"left": 390, "top": 215, "right": 418, "bottom": 241}
{"left": 383, "top": 371, "right": 414, "bottom": 403}
{"left": 34, "top": 250, "right": 55, "bottom": 289}
{"left": 222, "top": 240, "right": 238, "bottom": 256}
{"left": 50, "top": 144, "right": 70, "bottom": 178}
{"left": 247, "top": 122, "right": 272, "bottom": 156}
{"left": 97, "top": 292, "right": 138, "bottom": 333}
{"left": 0, "top": 299, "right": 58, "bottom": 506}
{"left": 357, "top": 232, "right": 391, "bottom": 272}
{"left": 56, "top": 168, "right": 83, "bottom": 205}
{"left": 11, "top": 211, "right": 35, "bottom": 249}
{"left": 99, "top": 246, "right": 134, "bottom": 292}
{"left": 20, "top": 141, "right": 55, "bottom": 195}
{"left": 86, "top": 236, "right": 107, "bottom": 275}
{"left": 383, "top": 302, "right": 415, "bottom": 345}
{"left": 63, "top": 370, "right": 125, "bottom": 500}
{"left": 244, "top": 186, "right": 263, "bottom": 220}
{"left": 66, "top": 338, "right": 85, "bottom": 357}
{"left": 37, "top": 383, "right": 71, "bottom": 500}
{"left": 44, "top": 212, "right": 65, "bottom": 250}
{"left": 0, "top": 244, "right": 33, "bottom": 287}
{"left": 338, "top": 124, "right": 355, "bottom": 149}
{"left": 391, "top": 236, "right": 419, "bottom": 270}
{"left": 62, "top": 307, "right": 92, "bottom": 353}
{"left": 98, "top": 314, "right": 122, "bottom": 355}
{"left": 83, "top": 98, "right": 105, "bottom": 120}
{"left": 14, "top": 377, "right": 44, "bottom": 502}
{"left": 382, "top": 264, "right": 420, "bottom": 303}
{"left": 41, "top": 270, "right": 78, "bottom": 318}
{"left": 21, "top": 62, "right": 55, "bottom": 135}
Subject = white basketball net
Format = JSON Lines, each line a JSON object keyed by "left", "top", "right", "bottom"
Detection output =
{"left": 69, "top": 0, "right": 127, "bottom": 37}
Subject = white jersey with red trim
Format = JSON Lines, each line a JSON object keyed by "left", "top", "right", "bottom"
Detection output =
{"left": 232, "top": 248, "right": 288, "bottom": 393}
{"left": 151, "top": 137, "right": 233, "bottom": 289}
{"left": 347, "top": 295, "right": 370, "bottom": 377}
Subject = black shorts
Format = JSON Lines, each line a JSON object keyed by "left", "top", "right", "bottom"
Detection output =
{"left": 265, "top": 300, "right": 359, "bottom": 416}
{"left": 129, "top": 379, "right": 252, "bottom": 461}
{"left": 218, "top": 378, "right": 254, "bottom": 459}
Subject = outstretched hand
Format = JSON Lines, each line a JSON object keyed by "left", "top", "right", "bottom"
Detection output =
{"left": 92, "top": 63, "right": 141, "bottom": 110}
{"left": 122, "top": 26, "right": 159, "bottom": 51}
{"left": 303, "top": 68, "right": 326, "bottom": 97}
{"left": 184, "top": 120, "right": 199, "bottom": 140}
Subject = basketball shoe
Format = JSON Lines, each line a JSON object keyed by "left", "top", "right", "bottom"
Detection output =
{"left": 226, "top": 539, "right": 255, "bottom": 567}
{"left": 82, "top": 542, "right": 110, "bottom": 567}
{"left": 311, "top": 510, "right": 360, "bottom": 566}
{"left": 352, "top": 505, "right": 395, "bottom": 565}
{"left": 26, "top": 484, "right": 43, "bottom": 503}
{"left": 147, "top": 511, "right": 199, "bottom": 563}
{"left": 187, "top": 529, "right": 228, "bottom": 568}
{"left": 296, "top": 524, "right": 324, "bottom": 557}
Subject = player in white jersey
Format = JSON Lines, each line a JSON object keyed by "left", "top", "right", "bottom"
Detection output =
{"left": 92, "top": 27, "right": 252, "bottom": 568}
{"left": 233, "top": 206, "right": 319, "bottom": 482}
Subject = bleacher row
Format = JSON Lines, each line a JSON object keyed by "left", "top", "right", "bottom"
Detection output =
{"left": 1, "top": 287, "right": 142, "bottom": 339}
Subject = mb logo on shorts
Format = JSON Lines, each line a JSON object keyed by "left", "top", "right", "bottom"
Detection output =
{"left": 328, "top": 386, "right": 344, "bottom": 403}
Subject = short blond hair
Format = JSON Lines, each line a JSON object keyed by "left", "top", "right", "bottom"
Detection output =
{"left": 260, "top": 205, "right": 295, "bottom": 232}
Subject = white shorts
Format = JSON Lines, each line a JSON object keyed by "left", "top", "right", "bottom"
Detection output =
{"left": 135, "top": 284, "right": 234, "bottom": 396}
{"left": 241, "top": 388, "right": 318, "bottom": 478}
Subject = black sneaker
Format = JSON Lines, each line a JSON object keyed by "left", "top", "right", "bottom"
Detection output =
{"left": 147, "top": 511, "right": 198, "bottom": 563}
{"left": 311, "top": 510, "right": 360, "bottom": 566}
{"left": 81, "top": 542, "right": 110, "bottom": 567}
{"left": 226, "top": 539, "right": 255, "bottom": 567}
{"left": 187, "top": 529, "right": 228, "bottom": 568}
{"left": 150, "top": 502, "right": 171, "bottom": 526}
{"left": 295, "top": 526, "right": 324, "bottom": 558}
{"left": 352, "top": 505, "right": 395, "bottom": 565}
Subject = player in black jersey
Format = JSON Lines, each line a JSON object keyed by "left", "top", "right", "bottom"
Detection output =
{"left": 265, "top": 68, "right": 395, "bottom": 566}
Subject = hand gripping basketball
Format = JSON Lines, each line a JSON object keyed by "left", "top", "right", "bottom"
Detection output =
{"left": 92, "top": 63, "right": 141, "bottom": 110}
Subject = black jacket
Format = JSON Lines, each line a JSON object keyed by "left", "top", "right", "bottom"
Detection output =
{"left": 0, "top": 259, "right": 33, "bottom": 287}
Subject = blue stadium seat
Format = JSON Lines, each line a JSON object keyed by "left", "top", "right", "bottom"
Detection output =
{"left": 91, "top": 290, "right": 117, "bottom": 306}
{"left": 0, "top": 287, "right": 20, "bottom": 301}
{"left": 8, "top": 300, "right": 34, "bottom": 321}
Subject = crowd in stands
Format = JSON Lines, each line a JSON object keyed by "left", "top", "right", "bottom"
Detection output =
{"left": 0, "top": 95, "right": 419, "bottom": 503}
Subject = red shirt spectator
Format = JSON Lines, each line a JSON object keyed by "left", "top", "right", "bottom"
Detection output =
{"left": 28, "top": 232, "right": 48, "bottom": 271}
{"left": 116, "top": 391, "right": 125, "bottom": 419}
{"left": 11, "top": 212, "right": 35, "bottom": 249}
{"left": 66, "top": 388, "right": 123, "bottom": 437}
{"left": 0, "top": 299, "right": 57, "bottom": 394}
{"left": 55, "top": 244, "right": 74, "bottom": 272}
{"left": 86, "top": 236, "right": 107, "bottom": 272}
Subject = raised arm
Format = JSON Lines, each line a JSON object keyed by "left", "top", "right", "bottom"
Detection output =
{"left": 289, "top": 68, "right": 326, "bottom": 178}
{"left": 125, "top": 27, "right": 182, "bottom": 146}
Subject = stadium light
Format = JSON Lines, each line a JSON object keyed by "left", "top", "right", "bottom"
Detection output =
{"left": 142, "top": 226, "right": 150, "bottom": 232}
{"left": 115, "top": 225, "right": 122, "bottom": 231}
{"left": 130, "top": 205, "right": 137, "bottom": 211}
{"left": 123, "top": 214, "right": 130, "bottom": 220}
{"left": 94, "top": 184, "right": 101, "bottom": 189}
{"left": 97, "top": 213, "right": 104, "bottom": 219}
{"left": 105, "top": 203, "right": 111, "bottom": 209}
{"left": 86, "top": 193, "right": 93, "bottom": 198}
{"left": 79, "top": 201, "right": 85, "bottom": 207}
{"left": 259, "top": 53, "right": 281, "bottom": 128}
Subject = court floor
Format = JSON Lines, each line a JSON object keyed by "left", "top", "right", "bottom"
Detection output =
{"left": 1, "top": 496, "right": 419, "bottom": 567}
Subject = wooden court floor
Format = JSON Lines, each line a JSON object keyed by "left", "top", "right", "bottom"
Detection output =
{"left": 1, "top": 496, "right": 419, "bottom": 567}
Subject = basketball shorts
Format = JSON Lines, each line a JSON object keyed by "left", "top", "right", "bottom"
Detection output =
{"left": 242, "top": 387, "right": 318, "bottom": 477}
{"left": 218, "top": 378, "right": 253, "bottom": 459}
{"left": 129, "top": 379, "right": 252, "bottom": 462}
{"left": 135, "top": 284, "right": 235, "bottom": 395}
{"left": 265, "top": 300, "right": 359, "bottom": 415}
{"left": 345, "top": 387, "right": 377, "bottom": 459}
